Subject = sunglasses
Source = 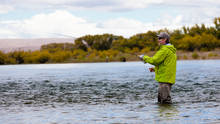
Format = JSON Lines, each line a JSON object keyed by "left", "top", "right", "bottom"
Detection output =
{"left": 158, "top": 37, "right": 163, "bottom": 40}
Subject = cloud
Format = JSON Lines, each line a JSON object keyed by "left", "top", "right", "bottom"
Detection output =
{"left": 97, "top": 18, "right": 148, "bottom": 37}
{"left": 0, "top": 10, "right": 151, "bottom": 38}
{"left": 0, "top": 29, "right": 18, "bottom": 38}
{"left": 0, "top": 10, "right": 205, "bottom": 38}
{"left": 1, "top": 0, "right": 219, "bottom": 27}
{"left": 5, "top": 0, "right": 218, "bottom": 12}
{"left": 10, "top": 0, "right": 156, "bottom": 11}
{"left": 0, "top": 5, "right": 14, "bottom": 14}
{"left": 4, "top": 0, "right": 219, "bottom": 26}
{"left": 0, "top": 10, "right": 103, "bottom": 38}
{"left": 0, "top": 0, "right": 218, "bottom": 39}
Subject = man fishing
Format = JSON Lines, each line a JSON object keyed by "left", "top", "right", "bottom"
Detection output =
{"left": 139, "top": 32, "right": 177, "bottom": 104}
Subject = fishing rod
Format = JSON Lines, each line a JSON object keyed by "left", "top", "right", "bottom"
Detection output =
{"left": 126, "top": 52, "right": 153, "bottom": 73}
{"left": 50, "top": 33, "right": 75, "bottom": 38}
{"left": 126, "top": 52, "right": 145, "bottom": 60}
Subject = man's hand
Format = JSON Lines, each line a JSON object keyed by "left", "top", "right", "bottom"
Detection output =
{"left": 149, "top": 67, "right": 155, "bottom": 72}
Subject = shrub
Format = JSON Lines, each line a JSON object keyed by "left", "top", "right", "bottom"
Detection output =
{"left": 183, "top": 55, "right": 188, "bottom": 59}
{"left": 7, "top": 58, "right": 17, "bottom": 64}
{"left": 141, "top": 47, "right": 150, "bottom": 53}
{"left": 38, "top": 54, "right": 50, "bottom": 63}
{"left": 0, "top": 51, "right": 5, "bottom": 64}
{"left": 208, "top": 53, "right": 214, "bottom": 57}
{"left": 192, "top": 52, "right": 199, "bottom": 59}
{"left": 119, "top": 57, "right": 126, "bottom": 62}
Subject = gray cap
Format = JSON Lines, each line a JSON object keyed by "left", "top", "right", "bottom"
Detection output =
{"left": 157, "top": 32, "right": 170, "bottom": 40}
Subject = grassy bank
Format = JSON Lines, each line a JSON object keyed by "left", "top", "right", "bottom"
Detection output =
{"left": 177, "top": 49, "right": 220, "bottom": 60}
{"left": 0, "top": 49, "right": 219, "bottom": 65}
{"left": 60, "top": 49, "right": 220, "bottom": 63}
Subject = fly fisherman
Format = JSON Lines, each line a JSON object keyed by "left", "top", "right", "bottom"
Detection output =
{"left": 139, "top": 32, "right": 177, "bottom": 104}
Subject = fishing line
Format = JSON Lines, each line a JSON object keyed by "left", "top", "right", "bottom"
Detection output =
{"left": 144, "top": 63, "right": 148, "bottom": 73}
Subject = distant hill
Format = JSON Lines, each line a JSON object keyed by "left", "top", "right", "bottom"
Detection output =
{"left": 0, "top": 38, "right": 74, "bottom": 52}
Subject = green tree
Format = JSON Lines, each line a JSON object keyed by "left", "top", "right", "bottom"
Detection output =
{"left": 74, "top": 40, "right": 88, "bottom": 51}
{"left": 199, "top": 33, "right": 219, "bottom": 51}
{"left": 75, "top": 34, "right": 124, "bottom": 51}
{"left": 41, "top": 43, "right": 75, "bottom": 52}
{"left": 214, "top": 17, "right": 220, "bottom": 39}
{"left": 177, "top": 35, "right": 200, "bottom": 51}
{"left": 170, "top": 29, "right": 184, "bottom": 47}
{"left": 0, "top": 51, "right": 6, "bottom": 64}
{"left": 112, "top": 38, "right": 129, "bottom": 52}
{"left": 37, "top": 51, "right": 51, "bottom": 63}
{"left": 9, "top": 51, "right": 26, "bottom": 64}
{"left": 127, "top": 31, "right": 158, "bottom": 51}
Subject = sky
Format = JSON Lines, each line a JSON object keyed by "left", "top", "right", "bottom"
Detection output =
{"left": 0, "top": 0, "right": 219, "bottom": 38}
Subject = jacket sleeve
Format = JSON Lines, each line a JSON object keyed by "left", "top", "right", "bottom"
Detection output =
{"left": 143, "top": 47, "right": 168, "bottom": 66}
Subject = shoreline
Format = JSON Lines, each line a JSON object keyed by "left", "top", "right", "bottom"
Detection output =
{"left": 0, "top": 49, "right": 219, "bottom": 65}
{"left": 0, "top": 56, "right": 219, "bottom": 66}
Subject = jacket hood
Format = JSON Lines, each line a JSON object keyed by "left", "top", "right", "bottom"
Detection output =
{"left": 163, "top": 45, "right": 176, "bottom": 54}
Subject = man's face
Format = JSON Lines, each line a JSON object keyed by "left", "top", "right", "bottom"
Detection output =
{"left": 158, "top": 37, "right": 166, "bottom": 45}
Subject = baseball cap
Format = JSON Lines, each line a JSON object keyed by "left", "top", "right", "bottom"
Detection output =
{"left": 157, "top": 32, "right": 170, "bottom": 40}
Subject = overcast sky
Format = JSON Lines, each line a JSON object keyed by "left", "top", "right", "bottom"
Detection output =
{"left": 0, "top": 0, "right": 219, "bottom": 38}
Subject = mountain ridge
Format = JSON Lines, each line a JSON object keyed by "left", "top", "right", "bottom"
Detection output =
{"left": 0, "top": 38, "right": 75, "bottom": 52}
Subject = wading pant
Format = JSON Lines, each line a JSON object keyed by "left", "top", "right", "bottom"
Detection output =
{"left": 158, "top": 83, "right": 172, "bottom": 104}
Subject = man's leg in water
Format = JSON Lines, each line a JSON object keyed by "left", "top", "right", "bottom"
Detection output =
{"left": 158, "top": 83, "right": 172, "bottom": 104}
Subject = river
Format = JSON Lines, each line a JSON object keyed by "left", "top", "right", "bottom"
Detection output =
{"left": 0, "top": 60, "right": 220, "bottom": 124}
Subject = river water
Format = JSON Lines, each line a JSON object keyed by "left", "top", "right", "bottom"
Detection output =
{"left": 0, "top": 60, "right": 220, "bottom": 124}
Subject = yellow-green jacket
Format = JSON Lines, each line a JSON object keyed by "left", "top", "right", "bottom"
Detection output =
{"left": 143, "top": 44, "right": 177, "bottom": 84}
